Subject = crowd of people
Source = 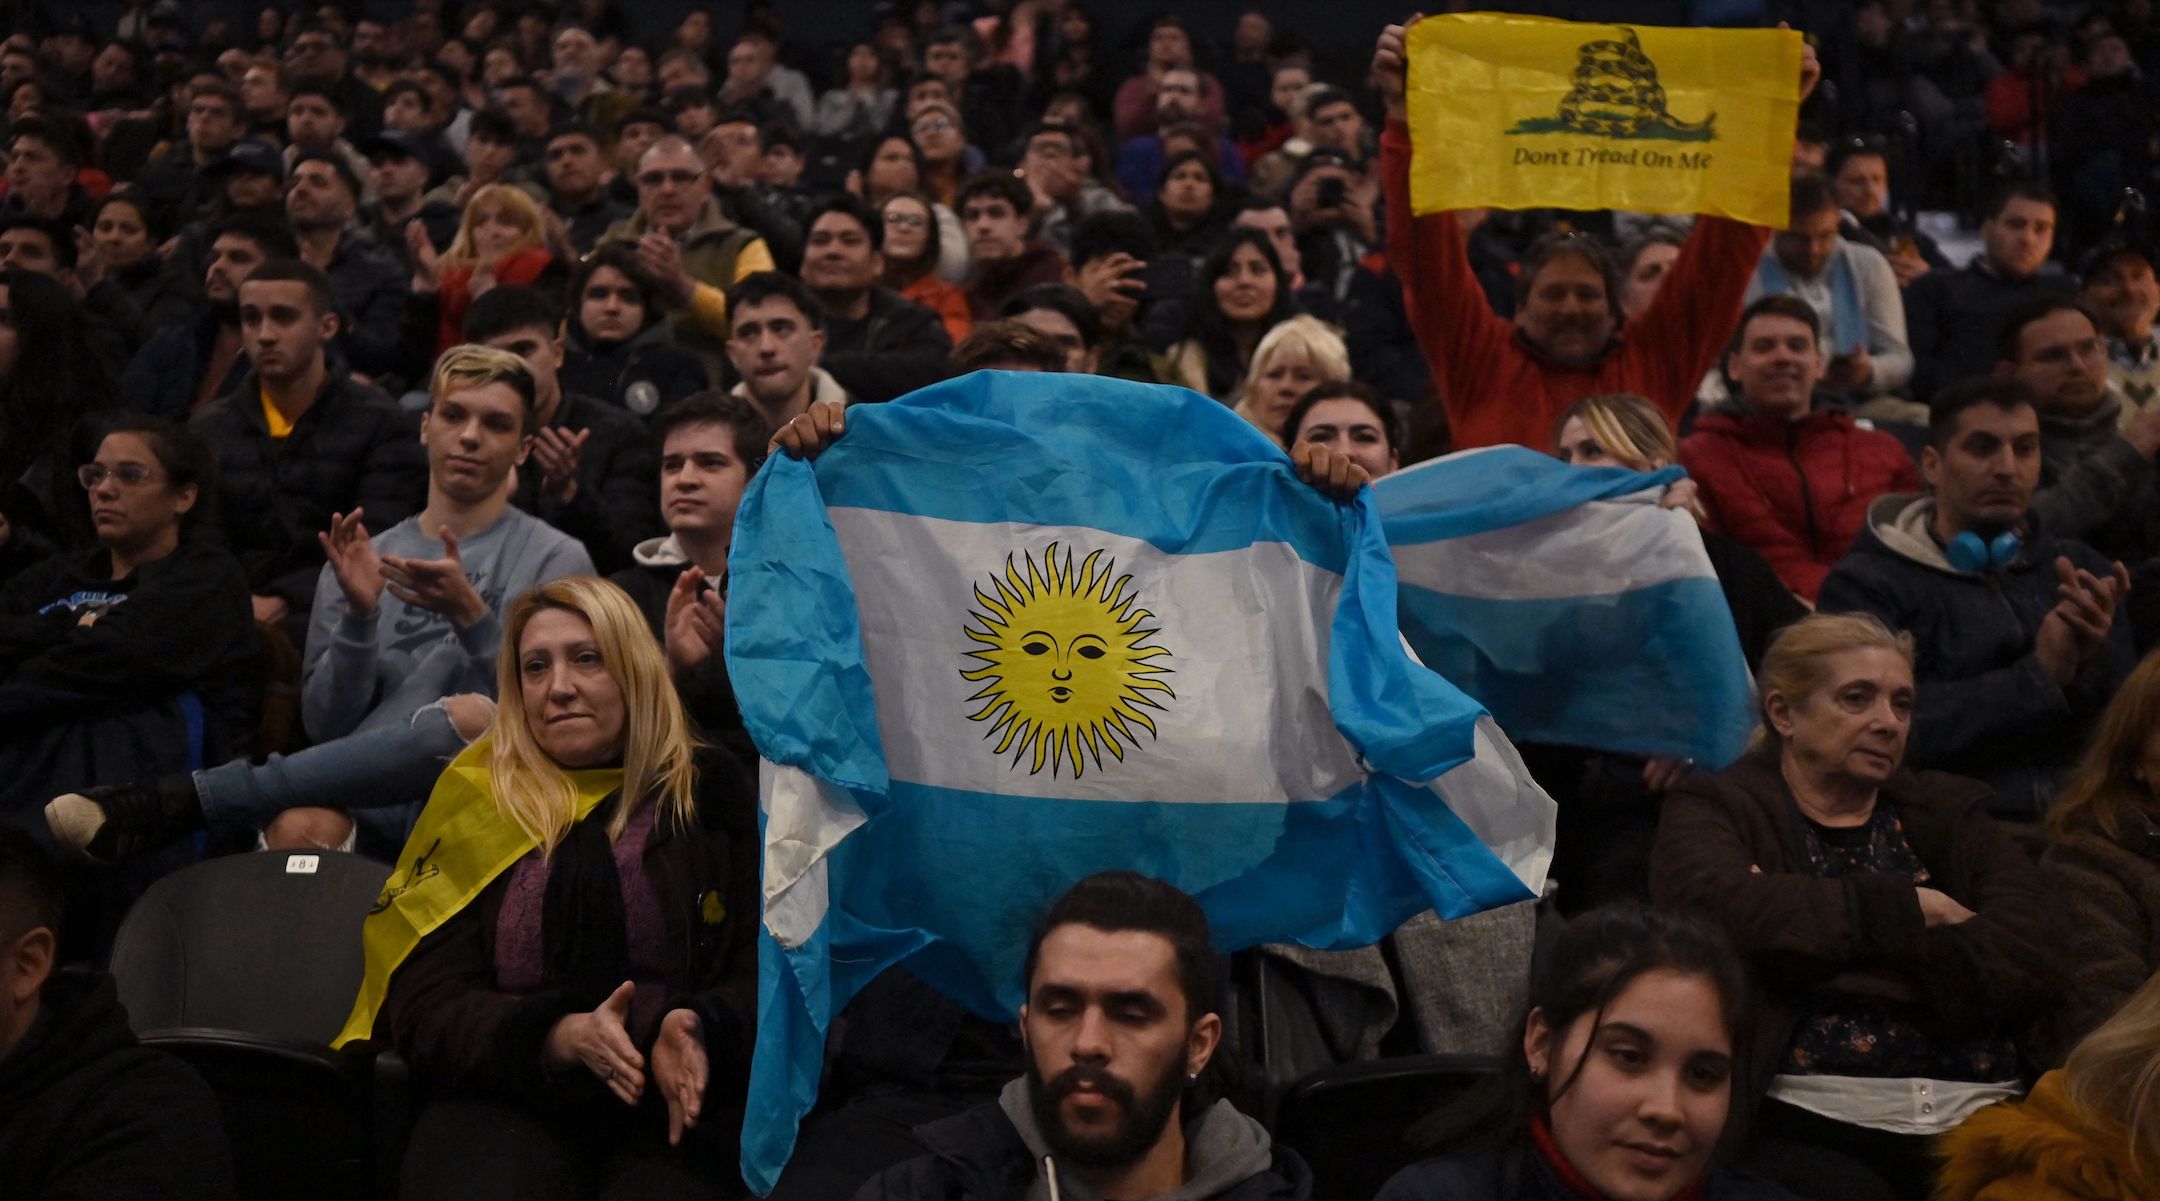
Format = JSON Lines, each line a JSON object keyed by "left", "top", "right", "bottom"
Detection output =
{"left": 9, "top": 1, "right": 2160, "bottom": 1200}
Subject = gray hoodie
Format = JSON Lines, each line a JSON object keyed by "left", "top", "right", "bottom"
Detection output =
{"left": 995, "top": 1078, "right": 1276, "bottom": 1201}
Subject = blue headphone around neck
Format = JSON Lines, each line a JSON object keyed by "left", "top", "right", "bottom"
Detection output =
{"left": 1946, "top": 529, "right": 2023, "bottom": 573}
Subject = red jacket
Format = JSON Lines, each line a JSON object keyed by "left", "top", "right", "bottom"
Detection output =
{"left": 1679, "top": 407, "right": 1919, "bottom": 601}
{"left": 1380, "top": 118, "right": 1769, "bottom": 453}
{"left": 437, "top": 247, "right": 557, "bottom": 354}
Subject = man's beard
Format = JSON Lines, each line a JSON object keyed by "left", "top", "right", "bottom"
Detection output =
{"left": 1026, "top": 1056, "right": 1187, "bottom": 1171}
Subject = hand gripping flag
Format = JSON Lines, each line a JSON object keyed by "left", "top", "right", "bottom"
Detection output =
{"left": 1405, "top": 14, "right": 1803, "bottom": 226}
{"left": 1375, "top": 447, "right": 1756, "bottom": 769}
{"left": 725, "top": 372, "right": 1555, "bottom": 1193}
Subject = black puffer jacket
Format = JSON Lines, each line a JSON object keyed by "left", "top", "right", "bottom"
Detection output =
{"left": 821, "top": 287, "right": 953, "bottom": 404}
{"left": 560, "top": 318, "right": 713, "bottom": 428}
{"left": 0, "top": 972, "right": 237, "bottom": 1201}
{"left": 507, "top": 391, "right": 662, "bottom": 577}
{"left": 1379, "top": 1138, "right": 1799, "bottom": 1201}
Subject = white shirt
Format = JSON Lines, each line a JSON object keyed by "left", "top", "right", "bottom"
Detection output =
{"left": 1768, "top": 1073, "right": 2019, "bottom": 1135}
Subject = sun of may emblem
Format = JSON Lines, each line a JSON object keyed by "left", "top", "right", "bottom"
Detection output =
{"left": 960, "top": 543, "right": 1175, "bottom": 779}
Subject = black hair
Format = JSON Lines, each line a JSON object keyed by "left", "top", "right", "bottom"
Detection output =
{"left": 1151, "top": 148, "right": 1227, "bottom": 237}
{"left": 858, "top": 133, "right": 926, "bottom": 191}
{"left": 285, "top": 74, "right": 349, "bottom": 116}
{"left": 762, "top": 122, "right": 802, "bottom": 155}
{"left": 1411, "top": 904, "right": 1752, "bottom": 1158}
{"left": 569, "top": 242, "right": 660, "bottom": 337}
{"left": 209, "top": 211, "right": 298, "bottom": 260}
{"left": 382, "top": 78, "right": 433, "bottom": 115}
{"left": 1070, "top": 210, "right": 1154, "bottom": 270}
{"left": 0, "top": 824, "right": 63, "bottom": 944}
{"left": 1020, "top": 871, "right": 1220, "bottom": 1023}
{"left": 0, "top": 269, "right": 115, "bottom": 546}
{"left": 806, "top": 192, "right": 883, "bottom": 252}
{"left": 1825, "top": 136, "right": 1888, "bottom": 184}
{"left": 1003, "top": 282, "right": 1102, "bottom": 349}
{"left": 467, "top": 107, "right": 518, "bottom": 145}
{"left": 242, "top": 257, "right": 338, "bottom": 317}
{"left": 617, "top": 105, "right": 673, "bottom": 134}
{"left": 727, "top": 271, "right": 824, "bottom": 332}
{"left": 1995, "top": 294, "right": 2099, "bottom": 364}
{"left": 1929, "top": 377, "right": 2040, "bottom": 450}
{"left": 714, "top": 105, "right": 763, "bottom": 134}
{"left": 1305, "top": 86, "right": 1356, "bottom": 119}
{"left": 957, "top": 169, "right": 1034, "bottom": 219}
{"left": 462, "top": 284, "right": 560, "bottom": 344}
{"left": 1735, "top": 293, "right": 1824, "bottom": 350}
{"left": 92, "top": 187, "right": 171, "bottom": 246}
{"left": 1981, "top": 179, "right": 2059, "bottom": 223}
{"left": 662, "top": 84, "right": 718, "bottom": 115}
{"left": 653, "top": 389, "right": 768, "bottom": 473}
{"left": 953, "top": 318, "right": 1069, "bottom": 373}
{"left": 1186, "top": 227, "right": 1298, "bottom": 398}
{"left": 7, "top": 112, "right": 84, "bottom": 167}
{"left": 546, "top": 122, "right": 600, "bottom": 150}
{"left": 93, "top": 413, "right": 221, "bottom": 538}
{"left": 1023, "top": 120, "right": 1082, "bottom": 157}
{"left": 289, "top": 148, "right": 362, "bottom": 200}
{"left": 1283, "top": 381, "right": 1401, "bottom": 455}
{"left": 877, "top": 190, "right": 943, "bottom": 281}
{"left": 0, "top": 214, "right": 77, "bottom": 270}
{"left": 1788, "top": 169, "right": 1836, "bottom": 221}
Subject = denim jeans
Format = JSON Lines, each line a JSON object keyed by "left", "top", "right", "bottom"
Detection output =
{"left": 195, "top": 702, "right": 471, "bottom": 859}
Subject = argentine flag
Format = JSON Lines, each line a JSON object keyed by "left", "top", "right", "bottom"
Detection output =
{"left": 1376, "top": 446, "right": 1755, "bottom": 769}
{"left": 725, "top": 373, "right": 1555, "bottom": 1193}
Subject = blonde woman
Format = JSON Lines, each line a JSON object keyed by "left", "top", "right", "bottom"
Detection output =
{"left": 410, "top": 182, "right": 569, "bottom": 353}
{"left": 1232, "top": 313, "right": 1349, "bottom": 444}
{"left": 1937, "top": 969, "right": 2160, "bottom": 1199}
{"left": 359, "top": 576, "right": 757, "bottom": 1201}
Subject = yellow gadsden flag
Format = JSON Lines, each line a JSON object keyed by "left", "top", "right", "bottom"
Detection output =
{"left": 1406, "top": 14, "right": 1802, "bottom": 227}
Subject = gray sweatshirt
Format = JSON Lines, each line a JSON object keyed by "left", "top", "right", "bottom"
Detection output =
{"left": 996, "top": 1078, "right": 1277, "bottom": 1201}
{"left": 301, "top": 506, "right": 593, "bottom": 743}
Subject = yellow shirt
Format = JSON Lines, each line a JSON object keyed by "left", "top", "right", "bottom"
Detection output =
{"left": 685, "top": 237, "right": 777, "bottom": 337}
{"left": 260, "top": 386, "right": 296, "bottom": 439}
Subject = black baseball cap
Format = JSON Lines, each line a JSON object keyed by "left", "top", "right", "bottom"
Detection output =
{"left": 205, "top": 139, "right": 285, "bottom": 181}
{"left": 2081, "top": 235, "right": 2160, "bottom": 283}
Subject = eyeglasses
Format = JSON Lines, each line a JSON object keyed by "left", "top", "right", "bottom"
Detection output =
{"left": 882, "top": 211, "right": 928, "bottom": 229}
{"left": 638, "top": 168, "right": 702, "bottom": 187}
{"left": 912, "top": 117, "right": 955, "bottom": 135}
{"left": 78, "top": 462, "right": 162, "bottom": 489}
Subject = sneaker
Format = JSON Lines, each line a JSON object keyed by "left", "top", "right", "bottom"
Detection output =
{"left": 45, "top": 776, "right": 204, "bottom": 864}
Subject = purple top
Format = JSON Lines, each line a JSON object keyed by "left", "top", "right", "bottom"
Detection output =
{"left": 495, "top": 802, "right": 672, "bottom": 1040}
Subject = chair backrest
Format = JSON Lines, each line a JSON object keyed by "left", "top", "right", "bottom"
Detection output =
{"left": 109, "top": 850, "right": 390, "bottom": 1044}
{"left": 1271, "top": 1054, "right": 1499, "bottom": 1201}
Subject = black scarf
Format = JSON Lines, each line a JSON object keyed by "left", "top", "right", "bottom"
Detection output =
{"left": 540, "top": 791, "right": 633, "bottom": 1010}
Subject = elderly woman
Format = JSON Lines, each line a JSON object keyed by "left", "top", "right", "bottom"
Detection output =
{"left": 1652, "top": 613, "right": 2058, "bottom": 1201}
{"left": 2039, "top": 650, "right": 2160, "bottom": 1064}
{"left": 1233, "top": 314, "right": 1349, "bottom": 444}
{"left": 354, "top": 576, "right": 758, "bottom": 1201}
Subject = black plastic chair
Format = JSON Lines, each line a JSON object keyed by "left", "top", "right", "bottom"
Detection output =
{"left": 1271, "top": 1054, "right": 1499, "bottom": 1201}
{"left": 108, "top": 850, "right": 393, "bottom": 1201}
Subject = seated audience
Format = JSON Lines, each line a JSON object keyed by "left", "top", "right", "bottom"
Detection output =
{"left": 123, "top": 214, "right": 297, "bottom": 420}
{"left": 951, "top": 319, "right": 1074, "bottom": 375}
{"left": 83, "top": 189, "right": 185, "bottom": 326}
{"left": 1118, "top": 68, "right": 1241, "bottom": 208}
{"left": 2038, "top": 650, "right": 2160, "bottom": 1064}
{"left": 0, "top": 419, "right": 256, "bottom": 834}
{"left": 1653, "top": 613, "right": 2058, "bottom": 1201}
{"left": 854, "top": 871, "right": 1311, "bottom": 1201}
{"left": 959, "top": 171, "right": 1067, "bottom": 324}
{"left": 1826, "top": 138, "right": 1945, "bottom": 286}
{"left": 542, "top": 124, "right": 630, "bottom": 255}
{"left": 1146, "top": 150, "right": 1233, "bottom": 270}
{"left": 1165, "top": 229, "right": 1299, "bottom": 403}
{"left": 855, "top": 137, "right": 968, "bottom": 283}
{"left": 1818, "top": 380, "right": 2135, "bottom": 818}
{"left": 599, "top": 135, "right": 776, "bottom": 362}
{"left": 1937, "top": 969, "right": 2160, "bottom": 1201}
{"left": 801, "top": 194, "right": 951, "bottom": 404}
{"left": 1002, "top": 284, "right": 1102, "bottom": 376}
{"left": 284, "top": 150, "right": 417, "bottom": 383}
{"left": 465, "top": 287, "right": 659, "bottom": 575}
{"left": 727, "top": 272, "right": 850, "bottom": 429}
{"left": 1112, "top": 16, "right": 1227, "bottom": 143}
{"left": 1744, "top": 172, "right": 1913, "bottom": 414}
{"left": 1377, "top": 905, "right": 1782, "bottom": 1201}
{"left": 1065, "top": 212, "right": 1163, "bottom": 384}
{"left": 372, "top": 576, "right": 758, "bottom": 1201}
{"left": 1681, "top": 296, "right": 1919, "bottom": 602}
{"left": 0, "top": 269, "right": 120, "bottom": 560}
{"left": 0, "top": 827, "right": 237, "bottom": 1201}
{"left": 1905, "top": 182, "right": 2076, "bottom": 405}
{"left": 1021, "top": 121, "right": 1129, "bottom": 261}
{"left": 408, "top": 181, "right": 564, "bottom": 356}
{"left": 1370, "top": 22, "right": 1803, "bottom": 451}
{"left": 0, "top": 212, "right": 142, "bottom": 367}
{"left": 1233, "top": 315, "right": 1350, "bottom": 446}
{"left": 190, "top": 258, "right": 427, "bottom": 645}
{"left": 2081, "top": 237, "right": 2160, "bottom": 416}
{"left": 557, "top": 244, "right": 711, "bottom": 426}
{"left": 881, "top": 191, "right": 972, "bottom": 346}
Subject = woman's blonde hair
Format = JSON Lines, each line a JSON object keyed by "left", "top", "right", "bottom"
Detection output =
{"left": 1551, "top": 392, "right": 1677, "bottom": 471}
{"left": 2051, "top": 649, "right": 2160, "bottom": 841}
{"left": 2064, "top": 969, "right": 2160, "bottom": 1191}
{"left": 442, "top": 182, "right": 549, "bottom": 269}
{"left": 489, "top": 576, "right": 699, "bottom": 852}
{"left": 1235, "top": 315, "right": 1350, "bottom": 440}
{"left": 1751, "top": 613, "right": 1916, "bottom": 750}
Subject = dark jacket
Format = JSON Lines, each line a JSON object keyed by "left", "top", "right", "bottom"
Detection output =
{"left": 1816, "top": 494, "right": 2136, "bottom": 817}
{"left": 822, "top": 287, "right": 953, "bottom": 403}
{"left": 509, "top": 391, "right": 661, "bottom": 577}
{"left": 963, "top": 243, "right": 1069, "bottom": 323}
{"left": 190, "top": 367, "right": 428, "bottom": 624}
{"left": 856, "top": 1080, "right": 1311, "bottom": 1201}
{"left": 0, "top": 540, "right": 258, "bottom": 804}
{"left": 1651, "top": 749, "right": 2061, "bottom": 1085}
{"left": 1701, "top": 531, "right": 1810, "bottom": 673}
{"left": 322, "top": 226, "right": 427, "bottom": 385}
{"left": 561, "top": 317, "right": 712, "bottom": 427}
{"left": 609, "top": 537, "right": 749, "bottom": 765}
{"left": 365, "top": 198, "right": 462, "bottom": 269}
{"left": 1904, "top": 261, "right": 2077, "bottom": 404}
{"left": 1378, "top": 1137, "right": 1798, "bottom": 1201}
{"left": 2038, "top": 811, "right": 2160, "bottom": 1064}
{"left": 2030, "top": 394, "right": 2160, "bottom": 568}
{"left": 378, "top": 750, "right": 760, "bottom": 1162}
{"left": 0, "top": 972, "right": 237, "bottom": 1201}
{"left": 552, "top": 190, "right": 633, "bottom": 254}
{"left": 121, "top": 308, "right": 249, "bottom": 421}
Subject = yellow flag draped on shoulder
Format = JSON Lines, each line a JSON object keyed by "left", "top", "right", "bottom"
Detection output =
{"left": 334, "top": 736, "right": 625, "bottom": 1048}
{"left": 1406, "top": 14, "right": 1802, "bottom": 227}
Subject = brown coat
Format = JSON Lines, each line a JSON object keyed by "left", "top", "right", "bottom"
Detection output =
{"left": 1935, "top": 1071, "right": 2154, "bottom": 1201}
{"left": 378, "top": 749, "right": 760, "bottom": 1128}
{"left": 1650, "top": 750, "right": 2062, "bottom": 1078}
{"left": 2038, "top": 812, "right": 2160, "bottom": 1063}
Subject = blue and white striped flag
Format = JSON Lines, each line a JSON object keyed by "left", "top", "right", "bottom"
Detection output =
{"left": 724, "top": 373, "right": 1555, "bottom": 1193}
{"left": 1376, "top": 446, "right": 1755, "bottom": 769}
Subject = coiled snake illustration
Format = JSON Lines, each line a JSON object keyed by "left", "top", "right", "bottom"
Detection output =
{"left": 1548, "top": 27, "right": 1715, "bottom": 138}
